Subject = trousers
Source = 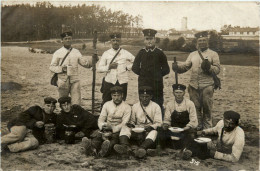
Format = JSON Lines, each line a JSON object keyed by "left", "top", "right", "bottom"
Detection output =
{"left": 188, "top": 85, "right": 214, "bottom": 129}
{"left": 57, "top": 78, "right": 81, "bottom": 105}
{"left": 2, "top": 126, "right": 39, "bottom": 152}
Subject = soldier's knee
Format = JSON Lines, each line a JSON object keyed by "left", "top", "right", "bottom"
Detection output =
{"left": 14, "top": 126, "right": 27, "bottom": 141}
{"left": 29, "top": 137, "right": 39, "bottom": 149}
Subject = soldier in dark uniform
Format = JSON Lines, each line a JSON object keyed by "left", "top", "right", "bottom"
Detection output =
{"left": 56, "top": 97, "right": 98, "bottom": 142}
{"left": 2, "top": 97, "right": 57, "bottom": 152}
{"left": 132, "top": 29, "right": 170, "bottom": 112}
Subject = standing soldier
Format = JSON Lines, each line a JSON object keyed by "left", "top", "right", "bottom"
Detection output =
{"left": 172, "top": 31, "right": 220, "bottom": 130}
{"left": 132, "top": 29, "right": 170, "bottom": 112}
{"left": 97, "top": 32, "right": 135, "bottom": 108}
{"left": 50, "top": 29, "right": 98, "bottom": 105}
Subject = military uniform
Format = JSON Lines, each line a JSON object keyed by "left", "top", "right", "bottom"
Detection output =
{"left": 97, "top": 33, "right": 135, "bottom": 106}
{"left": 132, "top": 29, "right": 170, "bottom": 110}
{"left": 174, "top": 31, "right": 220, "bottom": 129}
{"left": 49, "top": 31, "right": 93, "bottom": 105}
{"left": 2, "top": 97, "right": 57, "bottom": 152}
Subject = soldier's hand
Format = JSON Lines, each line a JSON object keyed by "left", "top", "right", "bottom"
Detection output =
{"left": 162, "top": 123, "right": 169, "bottom": 130}
{"left": 197, "top": 130, "right": 206, "bottom": 136}
{"left": 102, "top": 124, "right": 112, "bottom": 131}
{"left": 35, "top": 121, "right": 44, "bottom": 128}
{"left": 126, "top": 123, "right": 135, "bottom": 128}
{"left": 145, "top": 126, "right": 154, "bottom": 132}
{"left": 172, "top": 62, "right": 178, "bottom": 72}
{"left": 108, "top": 62, "right": 118, "bottom": 70}
{"left": 201, "top": 59, "right": 211, "bottom": 72}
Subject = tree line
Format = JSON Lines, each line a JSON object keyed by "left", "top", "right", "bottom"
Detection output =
{"left": 1, "top": 2, "right": 143, "bottom": 42}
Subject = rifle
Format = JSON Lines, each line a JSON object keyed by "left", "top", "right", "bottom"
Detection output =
{"left": 92, "top": 30, "right": 98, "bottom": 115}
{"left": 173, "top": 57, "right": 178, "bottom": 84}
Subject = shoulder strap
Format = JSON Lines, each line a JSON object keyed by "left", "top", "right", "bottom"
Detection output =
{"left": 220, "top": 127, "right": 224, "bottom": 147}
{"left": 60, "top": 47, "right": 72, "bottom": 66}
{"left": 197, "top": 50, "right": 205, "bottom": 61}
{"left": 140, "top": 103, "right": 154, "bottom": 124}
{"left": 109, "top": 48, "right": 122, "bottom": 65}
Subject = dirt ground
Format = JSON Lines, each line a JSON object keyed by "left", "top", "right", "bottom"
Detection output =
{"left": 1, "top": 46, "right": 259, "bottom": 170}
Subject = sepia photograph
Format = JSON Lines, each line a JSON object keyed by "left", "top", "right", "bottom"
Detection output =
{"left": 1, "top": 0, "right": 259, "bottom": 170}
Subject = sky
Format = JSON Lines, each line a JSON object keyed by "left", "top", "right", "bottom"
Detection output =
{"left": 1, "top": 1, "right": 260, "bottom": 31}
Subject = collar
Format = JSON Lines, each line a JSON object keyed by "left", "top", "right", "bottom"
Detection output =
{"left": 143, "top": 46, "right": 156, "bottom": 52}
{"left": 113, "top": 100, "right": 123, "bottom": 107}
{"left": 111, "top": 47, "right": 121, "bottom": 52}
{"left": 140, "top": 101, "right": 151, "bottom": 108}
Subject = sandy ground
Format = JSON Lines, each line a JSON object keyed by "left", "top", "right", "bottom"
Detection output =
{"left": 1, "top": 46, "right": 259, "bottom": 170}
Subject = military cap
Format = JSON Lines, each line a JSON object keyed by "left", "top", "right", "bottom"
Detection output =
{"left": 139, "top": 86, "right": 153, "bottom": 95}
{"left": 58, "top": 96, "right": 72, "bottom": 104}
{"left": 110, "top": 86, "right": 123, "bottom": 94}
{"left": 224, "top": 111, "right": 240, "bottom": 122}
{"left": 60, "top": 30, "right": 73, "bottom": 38}
{"left": 44, "top": 97, "right": 57, "bottom": 104}
{"left": 142, "top": 29, "right": 157, "bottom": 37}
{"left": 110, "top": 32, "right": 121, "bottom": 39}
{"left": 195, "top": 31, "right": 208, "bottom": 39}
{"left": 172, "top": 84, "right": 186, "bottom": 91}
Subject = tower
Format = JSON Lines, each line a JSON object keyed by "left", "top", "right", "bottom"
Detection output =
{"left": 181, "top": 17, "right": 188, "bottom": 31}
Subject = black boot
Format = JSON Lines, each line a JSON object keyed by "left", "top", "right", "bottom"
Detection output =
{"left": 114, "top": 135, "right": 131, "bottom": 155}
{"left": 135, "top": 139, "right": 155, "bottom": 159}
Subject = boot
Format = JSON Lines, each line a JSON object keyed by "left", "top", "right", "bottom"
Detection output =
{"left": 179, "top": 148, "right": 192, "bottom": 160}
{"left": 135, "top": 139, "right": 155, "bottom": 159}
{"left": 134, "top": 148, "right": 146, "bottom": 159}
{"left": 82, "top": 137, "right": 96, "bottom": 156}
{"left": 114, "top": 135, "right": 130, "bottom": 155}
{"left": 98, "top": 140, "right": 110, "bottom": 157}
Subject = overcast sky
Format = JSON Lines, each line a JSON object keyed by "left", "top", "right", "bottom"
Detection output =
{"left": 2, "top": 1, "right": 259, "bottom": 31}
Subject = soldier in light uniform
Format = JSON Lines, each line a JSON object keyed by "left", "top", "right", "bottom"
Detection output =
{"left": 50, "top": 29, "right": 97, "bottom": 105}
{"left": 82, "top": 86, "right": 131, "bottom": 157}
{"left": 1, "top": 97, "right": 57, "bottom": 152}
{"left": 172, "top": 31, "right": 220, "bottom": 130}
{"left": 132, "top": 29, "right": 170, "bottom": 112}
{"left": 196, "top": 111, "right": 245, "bottom": 162}
{"left": 158, "top": 84, "right": 198, "bottom": 160}
{"left": 97, "top": 32, "right": 135, "bottom": 108}
{"left": 114, "top": 86, "right": 162, "bottom": 159}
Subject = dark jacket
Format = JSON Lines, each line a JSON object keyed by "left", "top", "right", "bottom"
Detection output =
{"left": 56, "top": 104, "right": 99, "bottom": 139}
{"left": 132, "top": 47, "right": 170, "bottom": 82}
{"left": 7, "top": 105, "right": 57, "bottom": 144}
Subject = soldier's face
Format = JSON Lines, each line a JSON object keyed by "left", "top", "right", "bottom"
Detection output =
{"left": 139, "top": 94, "right": 152, "bottom": 107}
{"left": 61, "top": 102, "right": 72, "bottom": 113}
{"left": 223, "top": 118, "right": 237, "bottom": 132}
{"left": 173, "top": 90, "right": 185, "bottom": 101}
{"left": 62, "top": 36, "right": 72, "bottom": 47}
{"left": 111, "top": 38, "right": 121, "bottom": 50}
{"left": 111, "top": 92, "right": 123, "bottom": 105}
{"left": 144, "top": 36, "right": 155, "bottom": 48}
{"left": 43, "top": 103, "right": 56, "bottom": 115}
{"left": 196, "top": 37, "right": 208, "bottom": 50}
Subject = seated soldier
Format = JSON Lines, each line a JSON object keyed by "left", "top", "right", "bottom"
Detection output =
{"left": 196, "top": 111, "right": 245, "bottom": 162}
{"left": 1, "top": 97, "right": 57, "bottom": 153}
{"left": 56, "top": 97, "right": 98, "bottom": 143}
{"left": 114, "top": 86, "right": 162, "bottom": 159}
{"left": 158, "top": 84, "right": 198, "bottom": 159}
{"left": 82, "top": 86, "right": 131, "bottom": 157}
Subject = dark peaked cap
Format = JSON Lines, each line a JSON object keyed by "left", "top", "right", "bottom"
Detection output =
{"left": 58, "top": 96, "right": 72, "bottom": 104}
{"left": 110, "top": 32, "right": 121, "bottom": 39}
{"left": 139, "top": 86, "right": 153, "bottom": 95}
{"left": 110, "top": 86, "right": 123, "bottom": 93}
{"left": 142, "top": 29, "right": 157, "bottom": 37}
{"left": 172, "top": 84, "right": 186, "bottom": 91}
{"left": 195, "top": 31, "right": 209, "bottom": 38}
{"left": 60, "top": 29, "right": 72, "bottom": 38}
{"left": 44, "top": 97, "right": 57, "bottom": 104}
{"left": 224, "top": 111, "right": 240, "bottom": 122}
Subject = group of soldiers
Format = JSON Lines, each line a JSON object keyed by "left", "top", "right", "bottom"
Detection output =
{"left": 2, "top": 28, "right": 245, "bottom": 163}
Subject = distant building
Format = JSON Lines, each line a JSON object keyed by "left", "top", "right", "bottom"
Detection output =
{"left": 222, "top": 27, "right": 259, "bottom": 40}
{"left": 181, "top": 17, "right": 188, "bottom": 31}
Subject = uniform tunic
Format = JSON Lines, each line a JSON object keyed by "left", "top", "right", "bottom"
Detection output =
{"left": 120, "top": 101, "right": 162, "bottom": 141}
{"left": 203, "top": 120, "right": 245, "bottom": 162}
{"left": 98, "top": 100, "right": 131, "bottom": 133}
{"left": 56, "top": 105, "right": 98, "bottom": 139}
{"left": 176, "top": 48, "right": 220, "bottom": 129}
{"left": 132, "top": 47, "right": 170, "bottom": 107}
{"left": 49, "top": 47, "right": 92, "bottom": 105}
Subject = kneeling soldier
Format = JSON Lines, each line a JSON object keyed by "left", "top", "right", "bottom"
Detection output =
{"left": 56, "top": 97, "right": 98, "bottom": 143}
{"left": 82, "top": 86, "right": 131, "bottom": 157}
{"left": 114, "top": 86, "right": 162, "bottom": 159}
{"left": 196, "top": 111, "right": 245, "bottom": 162}
{"left": 1, "top": 97, "right": 57, "bottom": 153}
{"left": 158, "top": 84, "right": 198, "bottom": 160}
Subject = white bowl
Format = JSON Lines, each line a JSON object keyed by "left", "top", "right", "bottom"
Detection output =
{"left": 168, "top": 127, "right": 184, "bottom": 133}
{"left": 132, "top": 128, "right": 145, "bottom": 133}
{"left": 194, "top": 137, "right": 212, "bottom": 144}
